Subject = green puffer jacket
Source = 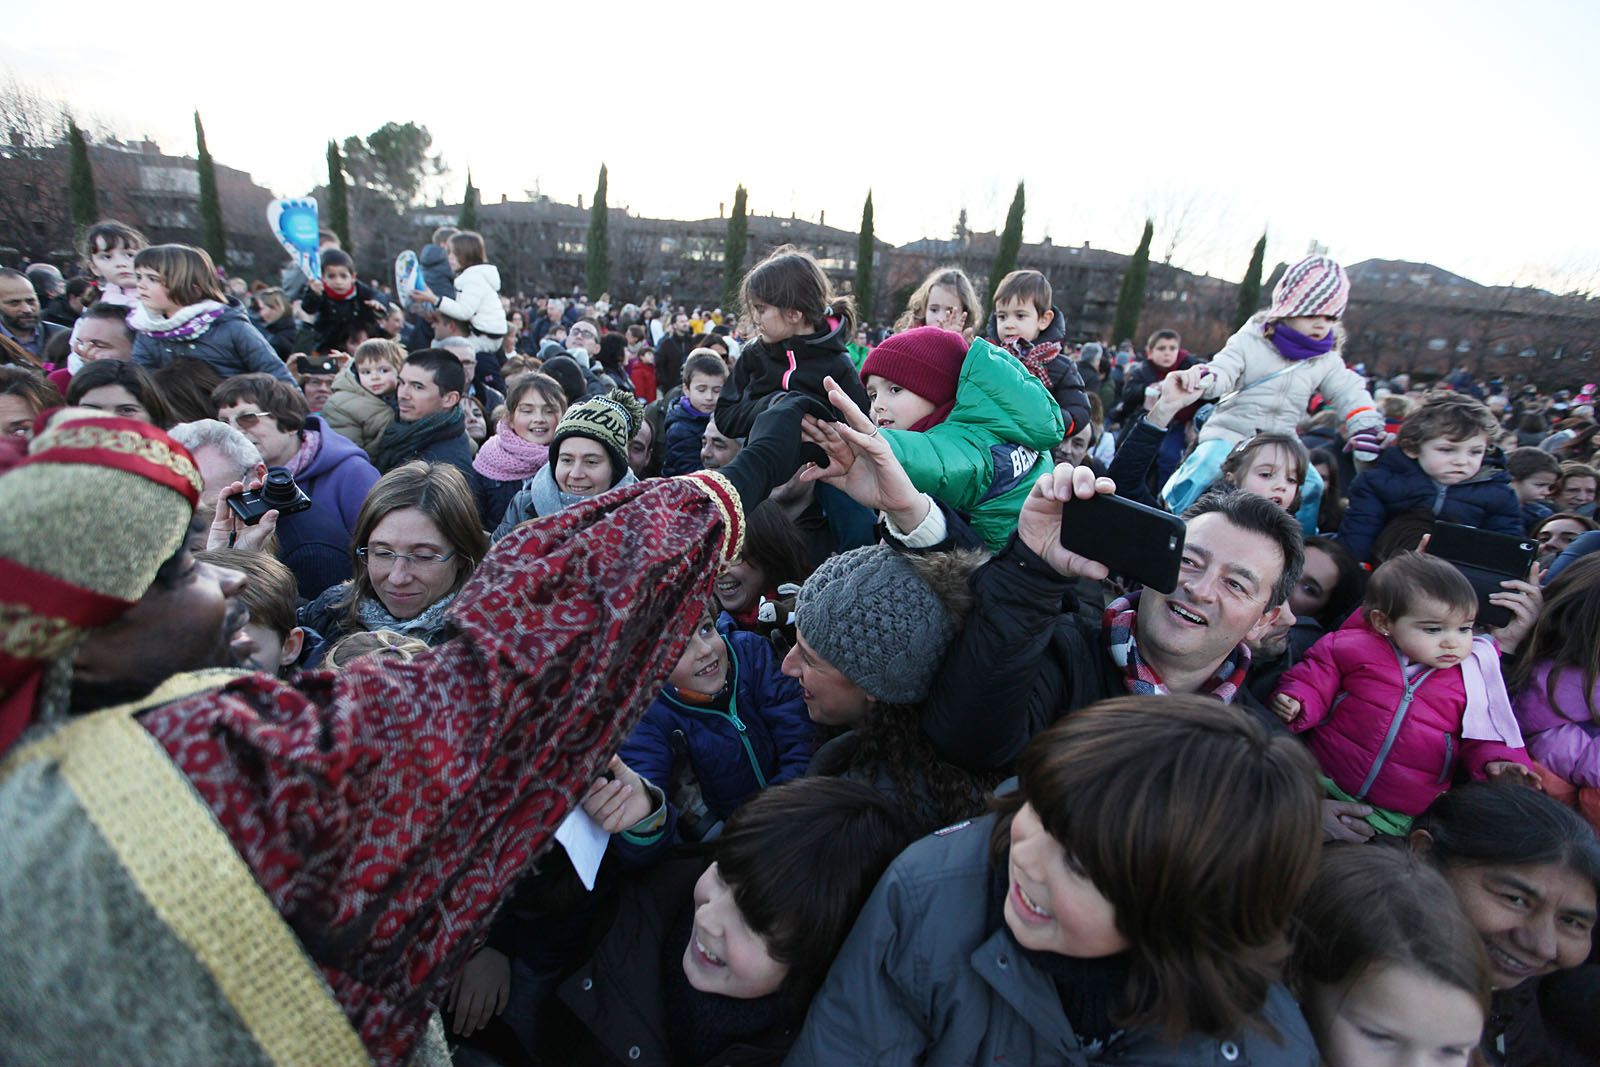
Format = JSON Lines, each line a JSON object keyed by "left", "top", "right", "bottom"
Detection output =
{"left": 883, "top": 337, "right": 1064, "bottom": 552}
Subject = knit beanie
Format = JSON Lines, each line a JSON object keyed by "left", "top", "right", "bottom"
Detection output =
{"left": 1267, "top": 255, "right": 1349, "bottom": 321}
{"left": 859, "top": 326, "right": 968, "bottom": 409}
{"left": 793, "top": 544, "right": 958, "bottom": 705}
{"left": 0, "top": 410, "right": 202, "bottom": 753}
{"left": 540, "top": 354, "right": 589, "bottom": 405}
{"left": 550, "top": 388, "right": 645, "bottom": 487}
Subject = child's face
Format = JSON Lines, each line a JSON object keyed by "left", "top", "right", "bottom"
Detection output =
{"left": 1408, "top": 434, "right": 1488, "bottom": 486}
{"left": 1513, "top": 471, "right": 1557, "bottom": 504}
{"left": 1004, "top": 801, "right": 1129, "bottom": 959}
{"left": 91, "top": 240, "right": 138, "bottom": 288}
{"left": 686, "top": 372, "right": 725, "bottom": 415}
{"left": 1373, "top": 598, "right": 1475, "bottom": 669}
{"left": 322, "top": 265, "right": 356, "bottom": 291}
{"left": 993, "top": 298, "right": 1051, "bottom": 345}
{"left": 1146, "top": 337, "right": 1181, "bottom": 369}
{"left": 666, "top": 614, "right": 729, "bottom": 693}
{"left": 511, "top": 392, "right": 562, "bottom": 445}
{"left": 683, "top": 861, "right": 788, "bottom": 1000}
{"left": 358, "top": 359, "right": 399, "bottom": 396}
{"left": 1303, "top": 962, "right": 1484, "bottom": 1067}
{"left": 1280, "top": 315, "right": 1338, "bottom": 341}
{"left": 1229, "top": 444, "right": 1301, "bottom": 510}
{"left": 134, "top": 267, "right": 177, "bottom": 314}
{"left": 554, "top": 436, "right": 614, "bottom": 496}
{"left": 864, "top": 374, "right": 937, "bottom": 431}
{"left": 238, "top": 620, "right": 302, "bottom": 676}
{"left": 748, "top": 300, "right": 804, "bottom": 345}
{"left": 924, "top": 284, "right": 965, "bottom": 331}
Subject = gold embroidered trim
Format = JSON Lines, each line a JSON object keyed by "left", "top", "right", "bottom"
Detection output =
{"left": 30, "top": 423, "right": 203, "bottom": 496}
{"left": 0, "top": 671, "right": 368, "bottom": 1065}
{"left": 683, "top": 471, "right": 745, "bottom": 563}
{"left": 0, "top": 601, "right": 82, "bottom": 660}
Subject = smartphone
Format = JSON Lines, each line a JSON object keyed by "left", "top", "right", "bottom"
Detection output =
{"left": 1425, "top": 522, "right": 1537, "bottom": 629}
{"left": 1059, "top": 492, "right": 1187, "bottom": 594}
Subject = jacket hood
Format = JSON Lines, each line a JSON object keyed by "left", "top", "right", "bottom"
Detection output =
{"left": 458, "top": 263, "right": 500, "bottom": 290}
{"left": 788, "top": 315, "right": 848, "bottom": 357}
{"left": 419, "top": 244, "right": 448, "bottom": 266}
{"left": 301, "top": 416, "right": 370, "bottom": 479}
{"left": 945, "top": 337, "right": 1066, "bottom": 450}
{"left": 982, "top": 304, "right": 1068, "bottom": 347}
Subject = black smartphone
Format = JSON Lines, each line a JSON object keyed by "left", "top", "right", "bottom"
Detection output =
{"left": 1425, "top": 522, "right": 1537, "bottom": 629}
{"left": 1059, "top": 492, "right": 1187, "bottom": 594}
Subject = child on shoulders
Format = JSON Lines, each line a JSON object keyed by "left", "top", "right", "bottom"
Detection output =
{"left": 985, "top": 269, "right": 1090, "bottom": 439}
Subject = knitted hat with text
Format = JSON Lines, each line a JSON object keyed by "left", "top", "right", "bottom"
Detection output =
{"left": 1267, "top": 255, "right": 1350, "bottom": 321}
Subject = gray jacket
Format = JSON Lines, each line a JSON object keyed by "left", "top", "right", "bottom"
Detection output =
{"left": 784, "top": 815, "right": 1318, "bottom": 1067}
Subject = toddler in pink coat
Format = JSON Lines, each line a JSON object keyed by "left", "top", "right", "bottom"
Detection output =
{"left": 1272, "top": 552, "right": 1538, "bottom": 834}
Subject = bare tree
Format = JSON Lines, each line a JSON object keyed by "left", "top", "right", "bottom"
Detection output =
{"left": 0, "top": 77, "right": 72, "bottom": 261}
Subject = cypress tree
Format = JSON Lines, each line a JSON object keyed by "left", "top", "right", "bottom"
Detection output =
{"left": 193, "top": 111, "right": 227, "bottom": 267}
{"left": 457, "top": 170, "right": 478, "bottom": 230}
{"left": 586, "top": 163, "right": 609, "bottom": 298}
{"left": 987, "top": 182, "right": 1025, "bottom": 311}
{"left": 1112, "top": 219, "right": 1155, "bottom": 346}
{"left": 855, "top": 190, "right": 875, "bottom": 323}
{"left": 1234, "top": 231, "right": 1267, "bottom": 331}
{"left": 67, "top": 119, "right": 98, "bottom": 236}
{"left": 722, "top": 185, "right": 749, "bottom": 312}
{"left": 326, "top": 140, "right": 352, "bottom": 252}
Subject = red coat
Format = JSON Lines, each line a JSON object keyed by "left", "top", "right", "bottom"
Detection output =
{"left": 1276, "top": 613, "right": 1532, "bottom": 815}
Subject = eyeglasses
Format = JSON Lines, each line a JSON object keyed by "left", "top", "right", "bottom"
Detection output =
{"left": 357, "top": 546, "right": 458, "bottom": 568}
{"left": 223, "top": 410, "right": 271, "bottom": 431}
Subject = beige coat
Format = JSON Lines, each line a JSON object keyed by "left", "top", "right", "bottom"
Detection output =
{"left": 321, "top": 370, "right": 394, "bottom": 455}
{"left": 1198, "top": 314, "right": 1382, "bottom": 445}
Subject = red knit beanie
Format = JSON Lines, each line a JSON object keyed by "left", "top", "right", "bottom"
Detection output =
{"left": 860, "top": 326, "right": 968, "bottom": 407}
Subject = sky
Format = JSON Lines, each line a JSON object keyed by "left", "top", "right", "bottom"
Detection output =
{"left": 3, "top": 0, "right": 1596, "bottom": 290}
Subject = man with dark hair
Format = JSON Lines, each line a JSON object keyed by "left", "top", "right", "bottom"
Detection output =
{"left": 370, "top": 348, "right": 474, "bottom": 479}
{"left": 0, "top": 268, "right": 66, "bottom": 359}
{"left": 921, "top": 470, "right": 1304, "bottom": 775}
{"left": 71, "top": 301, "right": 138, "bottom": 364}
{"left": 655, "top": 311, "right": 696, "bottom": 395}
{"left": 44, "top": 277, "right": 94, "bottom": 328}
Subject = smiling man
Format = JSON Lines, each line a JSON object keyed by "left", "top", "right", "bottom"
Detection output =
{"left": 922, "top": 468, "right": 1304, "bottom": 774}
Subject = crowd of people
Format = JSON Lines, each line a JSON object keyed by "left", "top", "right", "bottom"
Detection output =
{"left": 0, "top": 217, "right": 1596, "bottom": 1067}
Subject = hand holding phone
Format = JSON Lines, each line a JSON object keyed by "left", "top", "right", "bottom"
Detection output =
{"left": 1016, "top": 466, "right": 1118, "bottom": 581}
{"left": 1057, "top": 489, "right": 1187, "bottom": 595}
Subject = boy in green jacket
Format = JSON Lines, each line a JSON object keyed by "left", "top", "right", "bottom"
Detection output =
{"left": 861, "top": 327, "right": 1063, "bottom": 551}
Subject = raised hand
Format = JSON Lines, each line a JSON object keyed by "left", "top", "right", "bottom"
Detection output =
{"left": 798, "top": 375, "right": 927, "bottom": 529}
{"left": 1015, "top": 465, "right": 1117, "bottom": 580}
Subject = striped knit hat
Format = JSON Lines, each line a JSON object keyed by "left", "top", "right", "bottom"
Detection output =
{"left": 1268, "top": 255, "right": 1349, "bottom": 321}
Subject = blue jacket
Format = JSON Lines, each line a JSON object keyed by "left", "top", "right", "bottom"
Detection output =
{"left": 277, "top": 418, "right": 381, "bottom": 599}
{"left": 132, "top": 302, "right": 294, "bottom": 382}
{"left": 661, "top": 396, "right": 710, "bottom": 476}
{"left": 616, "top": 619, "right": 814, "bottom": 864}
{"left": 1338, "top": 445, "right": 1524, "bottom": 562}
{"left": 418, "top": 243, "right": 456, "bottom": 300}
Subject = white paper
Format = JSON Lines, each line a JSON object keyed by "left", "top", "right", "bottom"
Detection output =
{"left": 554, "top": 808, "right": 610, "bottom": 890}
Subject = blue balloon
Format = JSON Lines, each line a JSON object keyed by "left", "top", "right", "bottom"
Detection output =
{"left": 267, "top": 198, "right": 321, "bottom": 279}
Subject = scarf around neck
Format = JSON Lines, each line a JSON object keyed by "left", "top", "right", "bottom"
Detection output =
{"left": 371, "top": 406, "right": 466, "bottom": 472}
{"left": 472, "top": 420, "right": 550, "bottom": 482}
{"left": 284, "top": 429, "right": 320, "bottom": 479}
{"left": 525, "top": 461, "right": 638, "bottom": 516}
{"left": 354, "top": 589, "right": 459, "bottom": 644}
{"left": 1268, "top": 321, "right": 1336, "bottom": 362}
{"left": 1103, "top": 591, "right": 1250, "bottom": 702}
{"left": 130, "top": 300, "right": 228, "bottom": 341}
{"left": 1001, "top": 336, "right": 1062, "bottom": 389}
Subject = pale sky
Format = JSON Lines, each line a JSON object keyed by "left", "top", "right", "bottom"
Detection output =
{"left": 4, "top": 0, "right": 1596, "bottom": 290}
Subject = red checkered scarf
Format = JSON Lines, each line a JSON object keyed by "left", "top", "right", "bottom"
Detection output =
{"left": 1102, "top": 591, "right": 1250, "bottom": 702}
{"left": 139, "top": 471, "right": 744, "bottom": 1065}
{"left": 999, "top": 337, "right": 1062, "bottom": 389}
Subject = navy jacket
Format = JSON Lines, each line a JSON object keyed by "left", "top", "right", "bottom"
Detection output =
{"left": 1338, "top": 446, "right": 1523, "bottom": 563}
{"left": 132, "top": 303, "right": 294, "bottom": 383}
{"left": 419, "top": 244, "right": 456, "bottom": 300}
{"left": 616, "top": 620, "right": 814, "bottom": 865}
{"left": 277, "top": 418, "right": 381, "bottom": 598}
{"left": 661, "top": 397, "right": 710, "bottom": 476}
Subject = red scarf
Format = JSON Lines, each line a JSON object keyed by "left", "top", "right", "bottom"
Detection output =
{"left": 1000, "top": 337, "right": 1061, "bottom": 388}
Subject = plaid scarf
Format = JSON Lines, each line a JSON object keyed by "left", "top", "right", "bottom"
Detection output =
{"left": 1102, "top": 591, "right": 1250, "bottom": 702}
{"left": 1000, "top": 337, "right": 1062, "bottom": 388}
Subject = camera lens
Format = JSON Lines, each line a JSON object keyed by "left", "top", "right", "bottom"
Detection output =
{"left": 260, "top": 468, "right": 297, "bottom": 506}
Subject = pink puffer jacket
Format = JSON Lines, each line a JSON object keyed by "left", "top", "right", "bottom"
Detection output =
{"left": 1276, "top": 613, "right": 1533, "bottom": 816}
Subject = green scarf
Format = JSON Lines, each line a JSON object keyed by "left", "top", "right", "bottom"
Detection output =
{"left": 371, "top": 406, "right": 466, "bottom": 472}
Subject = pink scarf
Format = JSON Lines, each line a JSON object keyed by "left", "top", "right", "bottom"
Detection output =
{"left": 285, "top": 430, "right": 321, "bottom": 479}
{"left": 1460, "top": 636, "right": 1525, "bottom": 746}
{"left": 472, "top": 420, "right": 549, "bottom": 482}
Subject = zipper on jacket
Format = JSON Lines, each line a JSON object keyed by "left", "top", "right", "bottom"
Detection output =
{"left": 1437, "top": 733, "right": 1455, "bottom": 784}
{"left": 664, "top": 640, "right": 768, "bottom": 790}
{"left": 1356, "top": 651, "right": 1437, "bottom": 799}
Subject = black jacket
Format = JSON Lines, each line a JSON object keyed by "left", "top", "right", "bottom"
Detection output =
{"left": 982, "top": 304, "right": 1092, "bottom": 438}
{"left": 922, "top": 536, "right": 1276, "bottom": 773}
{"left": 715, "top": 320, "right": 869, "bottom": 440}
{"left": 655, "top": 332, "right": 697, "bottom": 395}
{"left": 300, "top": 280, "right": 385, "bottom": 353}
{"left": 1113, "top": 354, "right": 1198, "bottom": 429}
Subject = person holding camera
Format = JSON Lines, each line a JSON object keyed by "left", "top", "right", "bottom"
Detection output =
{"left": 212, "top": 373, "right": 379, "bottom": 598}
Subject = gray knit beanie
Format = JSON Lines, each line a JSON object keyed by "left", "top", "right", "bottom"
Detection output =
{"left": 793, "top": 544, "right": 958, "bottom": 705}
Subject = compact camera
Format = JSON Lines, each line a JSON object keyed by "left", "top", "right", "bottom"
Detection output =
{"left": 226, "top": 467, "right": 312, "bottom": 525}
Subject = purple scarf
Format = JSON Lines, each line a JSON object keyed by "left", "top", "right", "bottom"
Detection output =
{"left": 472, "top": 420, "right": 550, "bottom": 482}
{"left": 1269, "top": 321, "right": 1336, "bottom": 362}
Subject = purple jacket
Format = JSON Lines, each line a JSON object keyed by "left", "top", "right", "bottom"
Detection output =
{"left": 1276, "top": 612, "right": 1533, "bottom": 815}
{"left": 1514, "top": 662, "right": 1600, "bottom": 788}
{"left": 278, "top": 417, "right": 380, "bottom": 598}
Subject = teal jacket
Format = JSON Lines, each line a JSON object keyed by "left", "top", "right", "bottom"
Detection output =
{"left": 883, "top": 337, "right": 1064, "bottom": 551}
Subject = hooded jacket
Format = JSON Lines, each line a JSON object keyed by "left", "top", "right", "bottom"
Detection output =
{"left": 131, "top": 302, "right": 294, "bottom": 383}
{"left": 418, "top": 243, "right": 456, "bottom": 301}
{"left": 1514, "top": 662, "right": 1600, "bottom": 788}
{"left": 277, "top": 418, "right": 382, "bottom": 598}
{"left": 786, "top": 814, "right": 1318, "bottom": 1067}
{"left": 434, "top": 263, "right": 507, "bottom": 338}
{"left": 1276, "top": 612, "right": 1534, "bottom": 816}
{"left": 1337, "top": 446, "right": 1524, "bottom": 563}
{"left": 321, "top": 365, "right": 397, "bottom": 455}
{"left": 715, "top": 318, "right": 870, "bottom": 440}
{"left": 983, "top": 304, "right": 1091, "bottom": 438}
{"left": 662, "top": 397, "right": 712, "bottom": 477}
{"left": 882, "top": 337, "right": 1063, "bottom": 552}
{"left": 1195, "top": 314, "right": 1381, "bottom": 447}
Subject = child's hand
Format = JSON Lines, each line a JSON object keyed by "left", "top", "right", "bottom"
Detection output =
{"left": 365, "top": 299, "right": 387, "bottom": 316}
{"left": 1270, "top": 693, "right": 1302, "bottom": 723}
{"left": 1148, "top": 373, "right": 1207, "bottom": 427}
{"left": 1322, "top": 800, "right": 1377, "bottom": 842}
{"left": 799, "top": 375, "right": 924, "bottom": 524}
{"left": 307, "top": 278, "right": 324, "bottom": 295}
{"left": 581, "top": 755, "right": 654, "bottom": 833}
{"left": 937, "top": 306, "right": 968, "bottom": 335}
{"left": 1485, "top": 760, "right": 1542, "bottom": 788}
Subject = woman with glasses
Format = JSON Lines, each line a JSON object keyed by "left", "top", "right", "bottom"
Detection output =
{"left": 299, "top": 461, "right": 490, "bottom": 651}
